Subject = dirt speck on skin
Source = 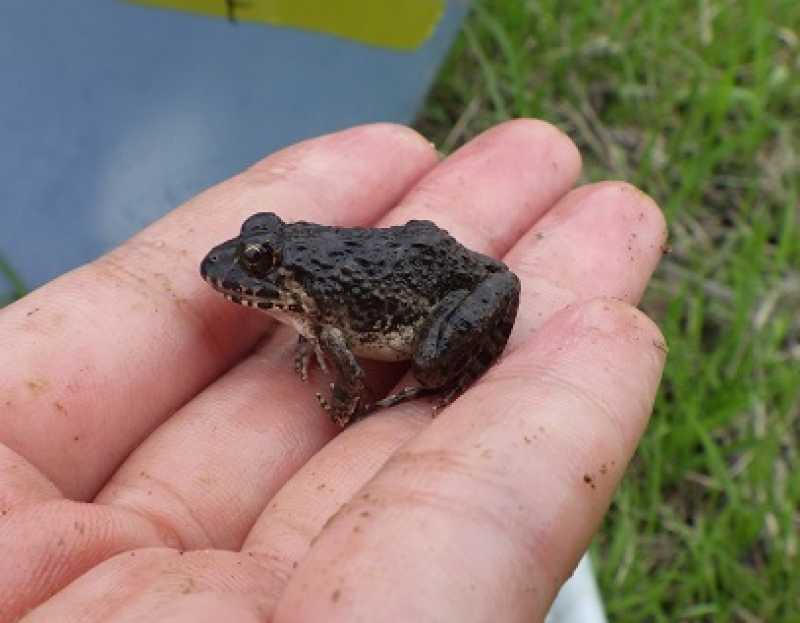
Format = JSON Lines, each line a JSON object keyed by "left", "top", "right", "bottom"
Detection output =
{"left": 292, "top": 561, "right": 298, "bottom": 569}
{"left": 359, "top": 510, "right": 371, "bottom": 519}
{"left": 524, "top": 435, "right": 532, "bottom": 444}
{"left": 54, "top": 401, "right": 67, "bottom": 414}
{"left": 583, "top": 474, "right": 596, "bottom": 489}
{"left": 26, "top": 379, "right": 49, "bottom": 395}
{"left": 180, "top": 577, "right": 197, "bottom": 594}
{"left": 600, "top": 463, "right": 608, "bottom": 475}
{"left": 151, "top": 271, "right": 179, "bottom": 300}
{"left": 331, "top": 589, "right": 341, "bottom": 603}
{"left": 73, "top": 435, "right": 80, "bottom": 442}
{"left": 317, "top": 483, "right": 327, "bottom": 490}
{"left": 26, "top": 307, "right": 40, "bottom": 317}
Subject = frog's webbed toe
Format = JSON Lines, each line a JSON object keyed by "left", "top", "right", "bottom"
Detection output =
{"left": 317, "top": 383, "right": 365, "bottom": 428}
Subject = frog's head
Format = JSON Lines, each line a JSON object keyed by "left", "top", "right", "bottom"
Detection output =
{"left": 201, "top": 212, "right": 294, "bottom": 310}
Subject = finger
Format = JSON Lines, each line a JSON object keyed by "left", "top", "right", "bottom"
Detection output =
{"left": 94, "top": 329, "right": 342, "bottom": 552}
{"left": 19, "top": 548, "right": 271, "bottom": 623}
{"left": 505, "top": 181, "right": 667, "bottom": 344}
{"left": 245, "top": 178, "right": 665, "bottom": 567}
{"left": 0, "top": 124, "right": 437, "bottom": 500}
{"left": 274, "top": 299, "right": 667, "bottom": 622}
{"left": 383, "top": 118, "right": 582, "bottom": 252}
{"left": 0, "top": 446, "right": 179, "bottom": 623}
{"left": 94, "top": 119, "right": 582, "bottom": 561}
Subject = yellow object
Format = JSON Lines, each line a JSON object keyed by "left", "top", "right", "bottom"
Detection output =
{"left": 127, "top": 0, "right": 446, "bottom": 50}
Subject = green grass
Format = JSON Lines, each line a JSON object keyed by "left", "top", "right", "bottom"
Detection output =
{"left": 417, "top": 1, "right": 800, "bottom": 620}
{"left": 0, "top": 254, "right": 26, "bottom": 307}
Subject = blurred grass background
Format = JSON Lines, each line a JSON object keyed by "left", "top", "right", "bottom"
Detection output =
{"left": 415, "top": 1, "right": 800, "bottom": 620}
{"left": 0, "top": 254, "right": 26, "bottom": 308}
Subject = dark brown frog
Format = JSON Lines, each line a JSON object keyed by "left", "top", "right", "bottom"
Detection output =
{"left": 200, "top": 212, "right": 520, "bottom": 427}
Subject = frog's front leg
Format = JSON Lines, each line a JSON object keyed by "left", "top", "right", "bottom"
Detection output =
{"left": 378, "top": 271, "right": 520, "bottom": 412}
{"left": 294, "top": 335, "right": 328, "bottom": 381}
{"left": 314, "top": 326, "right": 372, "bottom": 427}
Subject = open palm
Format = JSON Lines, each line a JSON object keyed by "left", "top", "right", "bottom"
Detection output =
{"left": 0, "top": 121, "right": 666, "bottom": 622}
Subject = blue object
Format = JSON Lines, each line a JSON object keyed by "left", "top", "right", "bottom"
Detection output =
{"left": 0, "top": 0, "right": 468, "bottom": 290}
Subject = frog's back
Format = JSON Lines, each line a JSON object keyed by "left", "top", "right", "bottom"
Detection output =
{"left": 280, "top": 219, "right": 506, "bottom": 335}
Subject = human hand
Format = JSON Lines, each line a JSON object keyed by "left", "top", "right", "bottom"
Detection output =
{"left": 0, "top": 121, "right": 666, "bottom": 622}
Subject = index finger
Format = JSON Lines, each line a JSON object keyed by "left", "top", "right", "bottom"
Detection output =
{"left": 0, "top": 124, "right": 438, "bottom": 500}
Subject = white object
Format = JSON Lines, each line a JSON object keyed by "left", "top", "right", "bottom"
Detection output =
{"left": 546, "top": 554, "right": 607, "bottom": 623}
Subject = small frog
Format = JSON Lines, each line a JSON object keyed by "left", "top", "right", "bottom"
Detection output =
{"left": 200, "top": 212, "right": 520, "bottom": 427}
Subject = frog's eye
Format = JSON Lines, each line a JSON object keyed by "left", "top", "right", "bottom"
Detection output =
{"left": 238, "top": 242, "right": 278, "bottom": 276}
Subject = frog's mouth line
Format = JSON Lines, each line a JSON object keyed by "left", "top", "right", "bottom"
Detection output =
{"left": 204, "top": 276, "right": 273, "bottom": 309}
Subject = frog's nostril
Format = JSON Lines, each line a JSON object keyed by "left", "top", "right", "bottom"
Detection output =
{"left": 209, "top": 253, "right": 219, "bottom": 263}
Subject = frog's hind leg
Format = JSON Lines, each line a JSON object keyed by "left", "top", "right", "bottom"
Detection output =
{"left": 411, "top": 271, "right": 520, "bottom": 412}
{"left": 363, "top": 288, "right": 473, "bottom": 414}
{"left": 368, "top": 272, "right": 519, "bottom": 416}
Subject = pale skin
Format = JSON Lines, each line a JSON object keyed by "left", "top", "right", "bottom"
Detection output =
{"left": 0, "top": 121, "right": 667, "bottom": 622}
